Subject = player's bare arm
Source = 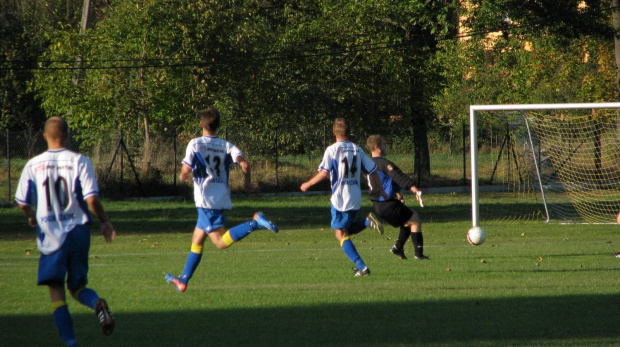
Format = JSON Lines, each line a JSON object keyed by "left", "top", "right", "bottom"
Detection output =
{"left": 179, "top": 164, "right": 192, "bottom": 182}
{"left": 17, "top": 204, "right": 37, "bottom": 227}
{"left": 301, "top": 170, "right": 329, "bottom": 192}
{"left": 85, "top": 195, "right": 117, "bottom": 243}
{"left": 236, "top": 155, "right": 253, "bottom": 192}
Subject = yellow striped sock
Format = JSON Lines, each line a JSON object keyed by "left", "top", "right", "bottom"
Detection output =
{"left": 340, "top": 236, "right": 350, "bottom": 247}
{"left": 222, "top": 231, "right": 234, "bottom": 247}
{"left": 190, "top": 243, "right": 204, "bottom": 254}
{"left": 52, "top": 300, "right": 67, "bottom": 312}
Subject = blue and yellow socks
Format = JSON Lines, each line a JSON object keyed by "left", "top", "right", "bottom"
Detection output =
{"left": 179, "top": 243, "right": 204, "bottom": 284}
{"left": 340, "top": 237, "right": 367, "bottom": 270}
{"left": 52, "top": 301, "right": 77, "bottom": 347}
{"left": 222, "top": 221, "right": 257, "bottom": 247}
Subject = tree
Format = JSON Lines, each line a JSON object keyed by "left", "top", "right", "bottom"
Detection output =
{"left": 433, "top": 0, "right": 617, "bottom": 131}
{"left": 0, "top": 0, "right": 110, "bottom": 130}
{"left": 32, "top": 0, "right": 455, "bottom": 183}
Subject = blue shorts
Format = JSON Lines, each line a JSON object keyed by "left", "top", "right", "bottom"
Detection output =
{"left": 330, "top": 205, "right": 359, "bottom": 230}
{"left": 196, "top": 208, "right": 227, "bottom": 233}
{"left": 38, "top": 225, "right": 90, "bottom": 292}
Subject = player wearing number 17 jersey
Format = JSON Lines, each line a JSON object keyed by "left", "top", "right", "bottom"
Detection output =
{"left": 15, "top": 116, "right": 116, "bottom": 346}
{"left": 301, "top": 118, "right": 386, "bottom": 277}
{"left": 165, "top": 107, "right": 278, "bottom": 293}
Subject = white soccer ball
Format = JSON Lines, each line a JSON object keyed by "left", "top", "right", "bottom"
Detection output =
{"left": 467, "top": 226, "right": 486, "bottom": 246}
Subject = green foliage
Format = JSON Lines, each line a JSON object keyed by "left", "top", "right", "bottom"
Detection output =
{"left": 0, "top": 0, "right": 112, "bottom": 130}
{"left": 432, "top": 1, "right": 617, "bottom": 127}
{"left": 31, "top": 0, "right": 455, "bottom": 153}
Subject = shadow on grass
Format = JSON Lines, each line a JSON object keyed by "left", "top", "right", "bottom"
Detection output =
{"left": 2, "top": 294, "right": 618, "bottom": 346}
{"left": 1, "top": 203, "right": 359, "bottom": 238}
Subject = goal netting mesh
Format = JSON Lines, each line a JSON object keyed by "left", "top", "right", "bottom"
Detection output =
{"left": 473, "top": 105, "right": 620, "bottom": 224}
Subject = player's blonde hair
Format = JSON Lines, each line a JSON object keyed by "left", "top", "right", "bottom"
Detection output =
{"left": 366, "top": 134, "right": 384, "bottom": 152}
{"left": 332, "top": 118, "right": 351, "bottom": 138}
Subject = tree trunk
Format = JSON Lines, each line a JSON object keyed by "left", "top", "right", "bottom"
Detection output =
{"left": 410, "top": 72, "right": 431, "bottom": 186}
{"left": 613, "top": 0, "right": 620, "bottom": 101}
{"left": 140, "top": 32, "right": 152, "bottom": 176}
{"left": 412, "top": 114, "right": 431, "bottom": 185}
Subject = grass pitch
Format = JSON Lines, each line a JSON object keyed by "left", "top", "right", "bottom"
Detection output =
{"left": 0, "top": 193, "right": 618, "bottom": 346}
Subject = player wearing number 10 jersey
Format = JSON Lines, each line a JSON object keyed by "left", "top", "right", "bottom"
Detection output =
{"left": 301, "top": 118, "right": 386, "bottom": 277}
{"left": 15, "top": 116, "right": 116, "bottom": 346}
{"left": 165, "top": 107, "right": 278, "bottom": 293}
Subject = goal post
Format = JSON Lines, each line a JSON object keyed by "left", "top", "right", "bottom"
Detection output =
{"left": 469, "top": 102, "right": 620, "bottom": 227}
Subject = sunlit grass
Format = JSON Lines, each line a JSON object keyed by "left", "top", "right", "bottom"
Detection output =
{"left": 0, "top": 194, "right": 618, "bottom": 346}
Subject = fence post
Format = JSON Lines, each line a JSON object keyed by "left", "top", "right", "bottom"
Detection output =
{"left": 120, "top": 130, "right": 124, "bottom": 192}
{"left": 6, "top": 129, "right": 11, "bottom": 202}
{"left": 173, "top": 129, "right": 177, "bottom": 195}
{"left": 274, "top": 127, "right": 279, "bottom": 190}
{"left": 462, "top": 120, "right": 467, "bottom": 186}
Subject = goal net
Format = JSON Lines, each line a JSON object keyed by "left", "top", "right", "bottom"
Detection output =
{"left": 469, "top": 103, "right": 620, "bottom": 225}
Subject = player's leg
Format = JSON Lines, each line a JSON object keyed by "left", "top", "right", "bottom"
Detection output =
{"left": 49, "top": 284, "right": 78, "bottom": 347}
{"left": 405, "top": 210, "right": 428, "bottom": 260}
{"left": 166, "top": 210, "right": 279, "bottom": 292}
{"left": 391, "top": 226, "right": 410, "bottom": 260}
{"left": 347, "top": 212, "right": 384, "bottom": 235}
{"left": 332, "top": 207, "right": 369, "bottom": 276}
{"left": 375, "top": 201, "right": 412, "bottom": 260}
{"left": 166, "top": 226, "right": 208, "bottom": 292}
{"left": 39, "top": 246, "right": 77, "bottom": 346}
{"left": 67, "top": 225, "right": 115, "bottom": 335}
{"left": 217, "top": 212, "right": 279, "bottom": 248}
{"left": 166, "top": 208, "right": 223, "bottom": 292}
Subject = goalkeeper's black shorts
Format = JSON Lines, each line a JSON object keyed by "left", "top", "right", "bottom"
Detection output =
{"left": 372, "top": 200, "right": 414, "bottom": 228}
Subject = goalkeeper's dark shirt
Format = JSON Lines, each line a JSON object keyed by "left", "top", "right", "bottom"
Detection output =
{"left": 369, "top": 157, "right": 417, "bottom": 202}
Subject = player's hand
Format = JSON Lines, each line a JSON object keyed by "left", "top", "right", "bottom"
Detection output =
{"left": 101, "top": 221, "right": 117, "bottom": 243}
{"left": 179, "top": 172, "right": 190, "bottom": 182}
{"left": 300, "top": 182, "right": 311, "bottom": 192}
{"left": 28, "top": 216, "right": 37, "bottom": 227}
{"left": 396, "top": 192, "right": 404, "bottom": 202}
{"left": 412, "top": 187, "right": 424, "bottom": 208}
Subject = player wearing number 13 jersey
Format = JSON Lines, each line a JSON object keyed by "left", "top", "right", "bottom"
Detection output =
{"left": 165, "top": 108, "right": 279, "bottom": 293}
{"left": 301, "top": 118, "right": 386, "bottom": 277}
{"left": 15, "top": 116, "right": 116, "bottom": 346}
{"left": 183, "top": 133, "right": 241, "bottom": 210}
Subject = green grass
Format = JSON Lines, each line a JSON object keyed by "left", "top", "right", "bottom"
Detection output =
{"left": 0, "top": 193, "right": 619, "bottom": 346}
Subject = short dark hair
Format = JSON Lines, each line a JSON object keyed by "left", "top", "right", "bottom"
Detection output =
{"left": 199, "top": 108, "right": 221, "bottom": 131}
{"left": 44, "top": 116, "right": 69, "bottom": 143}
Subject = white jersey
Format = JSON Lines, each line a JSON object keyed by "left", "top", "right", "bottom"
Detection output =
{"left": 318, "top": 140, "right": 376, "bottom": 211}
{"left": 15, "top": 149, "right": 98, "bottom": 255}
{"left": 182, "top": 135, "right": 242, "bottom": 210}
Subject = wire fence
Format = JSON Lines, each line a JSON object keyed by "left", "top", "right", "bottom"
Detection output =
{"left": 0, "top": 124, "right": 475, "bottom": 203}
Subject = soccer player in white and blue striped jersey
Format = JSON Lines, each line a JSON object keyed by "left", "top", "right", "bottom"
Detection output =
{"left": 301, "top": 118, "right": 386, "bottom": 276}
{"left": 165, "top": 108, "right": 278, "bottom": 293}
{"left": 15, "top": 116, "right": 116, "bottom": 347}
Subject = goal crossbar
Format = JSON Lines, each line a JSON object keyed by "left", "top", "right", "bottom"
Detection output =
{"left": 469, "top": 102, "right": 620, "bottom": 227}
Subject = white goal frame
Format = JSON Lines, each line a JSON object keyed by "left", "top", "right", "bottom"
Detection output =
{"left": 469, "top": 102, "right": 620, "bottom": 227}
